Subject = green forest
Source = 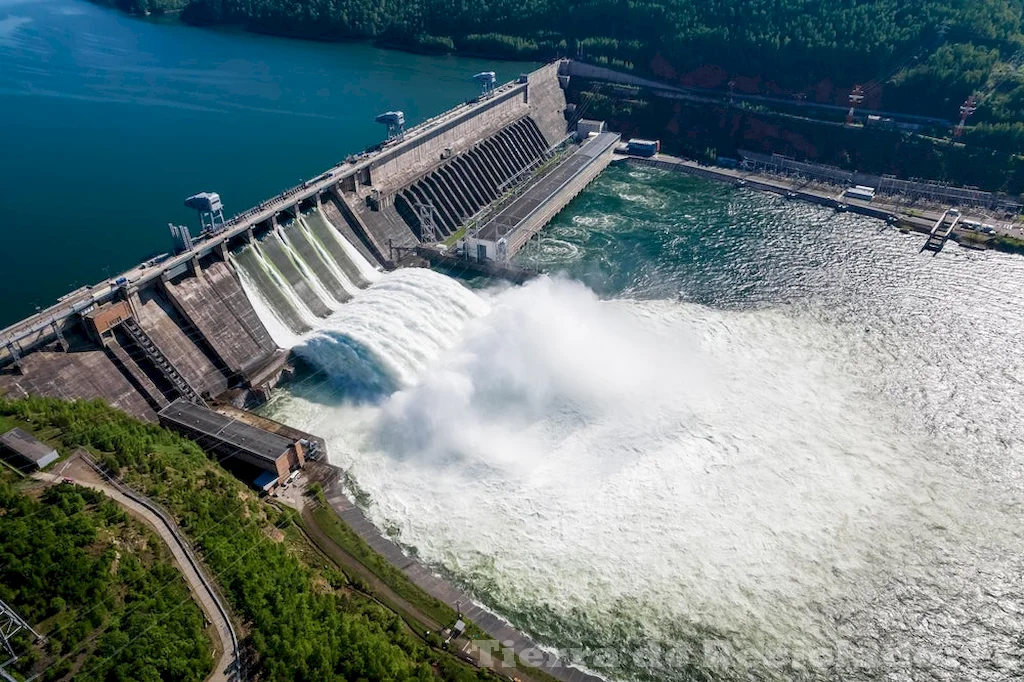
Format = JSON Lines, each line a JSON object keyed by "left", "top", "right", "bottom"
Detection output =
{"left": 95, "top": 0, "right": 1024, "bottom": 125}
{"left": 0, "top": 470, "right": 211, "bottom": 681}
{"left": 0, "top": 398, "right": 493, "bottom": 682}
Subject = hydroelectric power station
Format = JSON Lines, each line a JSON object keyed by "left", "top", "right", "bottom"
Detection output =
{"left": 0, "top": 62, "right": 615, "bottom": 424}
{"left": 0, "top": 60, "right": 620, "bottom": 682}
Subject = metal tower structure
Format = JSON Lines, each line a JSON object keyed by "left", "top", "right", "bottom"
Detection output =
{"left": 169, "top": 223, "right": 194, "bottom": 254}
{"left": 846, "top": 85, "right": 865, "bottom": 125}
{"left": 0, "top": 597, "right": 42, "bottom": 682}
{"left": 375, "top": 111, "right": 406, "bottom": 142}
{"left": 473, "top": 71, "right": 496, "bottom": 98}
{"left": 413, "top": 201, "right": 438, "bottom": 243}
{"left": 3, "top": 340, "right": 21, "bottom": 374}
{"left": 51, "top": 319, "right": 66, "bottom": 353}
{"left": 184, "top": 192, "right": 225, "bottom": 234}
{"left": 954, "top": 95, "right": 977, "bottom": 139}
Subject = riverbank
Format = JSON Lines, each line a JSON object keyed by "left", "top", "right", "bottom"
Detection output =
{"left": 621, "top": 154, "right": 1024, "bottom": 256}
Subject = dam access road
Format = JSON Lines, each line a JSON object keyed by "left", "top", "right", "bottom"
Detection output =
{"left": 37, "top": 455, "right": 239, "bottom": 682}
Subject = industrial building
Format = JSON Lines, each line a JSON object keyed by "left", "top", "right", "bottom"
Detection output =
{"left": 0, "top": 428, "right": 59, "bottom": 471}
{"left": 158, "top": 398, "right": 305, "bottom": 491}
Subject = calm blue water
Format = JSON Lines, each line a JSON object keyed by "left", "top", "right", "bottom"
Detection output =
{"left": 0, "top": 0, "right": 532, "bottom": 326}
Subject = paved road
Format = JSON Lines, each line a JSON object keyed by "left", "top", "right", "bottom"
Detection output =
{"left": 34, "top": 466, "right": 237, "bottom": 682}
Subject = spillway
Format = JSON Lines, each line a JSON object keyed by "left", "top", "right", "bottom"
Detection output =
{"left": 260, "top": 228, "right": 334, "bottom": 318}
{"left": 292, "top": 268, "right": 489, "bottom": 391}
{"left": 283, "top": 219, "right": 353, "bottom": 305}
{"left": 230, "top": 208, "right": 383, "bottom": 344}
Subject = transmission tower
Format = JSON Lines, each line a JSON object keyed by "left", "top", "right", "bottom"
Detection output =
{"left": 413, "top": 201, "right": 438, "bottom": 243}
{"left": 954, "top": 95, "right": 977, "bottom": 139}
{"left": 846, "top": 85, "right": 865, "bottom": 125}
{"left": 0, "top": 597, "right": 42, "bottom": 681}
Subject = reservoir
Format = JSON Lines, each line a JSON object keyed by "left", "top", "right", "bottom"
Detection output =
{"left": 0, "top": 0, "right": 531, "bottom": 326}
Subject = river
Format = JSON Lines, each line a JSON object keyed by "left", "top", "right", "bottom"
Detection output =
{"left": 265, "top": 164, "right": 1024, "bottom": 681}
{"left": 0, "top": 0, "right": 532, "bottom": 326}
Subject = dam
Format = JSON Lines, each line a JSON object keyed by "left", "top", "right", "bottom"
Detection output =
{"left": 0, "top": 61, "right": 614, "bottom": 420}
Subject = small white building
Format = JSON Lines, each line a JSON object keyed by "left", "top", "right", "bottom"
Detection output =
{"left": 844, "top": 185, "right": 876, "bottom": 202}
{"left": 576, "top": 119, "right": 606, "bottom": 139}
{"left": 462, "top": 235, "right": 508, "bottom": 263}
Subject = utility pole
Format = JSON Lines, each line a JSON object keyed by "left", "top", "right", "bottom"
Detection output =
{"left": 846, "top": 85, "right": 865, "bottom": 126}
{"left": 954, "top": 95, "right": 977, "bottom": 139}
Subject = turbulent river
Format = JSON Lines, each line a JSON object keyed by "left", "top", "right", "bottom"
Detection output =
{"left": 262, "top": 164, "right": 1024, "bottom": 681}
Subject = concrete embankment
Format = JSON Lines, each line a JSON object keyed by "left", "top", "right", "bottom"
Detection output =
{"left": 321, "top": 482, "right": 604, "bottom": 682}
{"left": 625, "top": 154, "right": 1024, "bottom": 252}
{"left": 1, "top": 60, "right": 573, "bottom": 418}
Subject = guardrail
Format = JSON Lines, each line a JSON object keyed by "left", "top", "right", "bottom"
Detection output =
{"left": 78, "top": 452, "right": 243, "bottom": 682}
{"left": 1, "top": 73, "right": 535, "bottom": 356}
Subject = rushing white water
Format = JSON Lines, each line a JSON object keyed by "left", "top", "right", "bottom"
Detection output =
{"left": 292, "top": 268, "right": 489, "bottom": 392}
{"left": 296, "top": 216, "right": 361, "bottom": 299}
{"left": 233, "top": 240, "right": 322, "bottom": 334}
{"left": 270, "top": 273, "right": 1024, "bottom": 681}
{"left": 251, "top": 170, "right": 1024, "bottom": 681}
{"left": 275, "top": 229, "right": 339, "bottom": 309}
{"left": 231, "top": 208, "right": 383, "bottom": 342}
{"left": 233, "top": 258, "right": 305, "bottom": 349}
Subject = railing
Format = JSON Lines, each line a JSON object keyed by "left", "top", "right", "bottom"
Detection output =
{"left": 120, "top": 319, "right": 204, "bottom": 404}
{"left": 79, "top": 452, "right": 243, "bottom": 681}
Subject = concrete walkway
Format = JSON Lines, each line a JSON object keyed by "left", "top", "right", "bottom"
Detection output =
{"left": 323, "top": 484, "right": 605, "bottom": 682}
{"left": 35, "top": 461, "right": 238, "bottom": 682}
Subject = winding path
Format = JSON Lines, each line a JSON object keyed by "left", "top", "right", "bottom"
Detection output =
{"left": 35, "top": 458, "right": 240, "bottom": 682}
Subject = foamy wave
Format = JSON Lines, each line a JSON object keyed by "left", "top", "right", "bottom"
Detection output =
{"left": 271, "top": 275, "right": 1024, "bottom": 679}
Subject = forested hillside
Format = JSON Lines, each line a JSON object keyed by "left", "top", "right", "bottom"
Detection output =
{"left": 168, "top": 0, "right": 1024, "bottom": 122}
{"left": 0, "top": 470, "right": 211, "bottom": 681}
{"left": 0, "top": 398, "right": 494, "bottom": 682}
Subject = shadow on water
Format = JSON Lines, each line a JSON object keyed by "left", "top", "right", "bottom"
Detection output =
{"left": 287, "top": 333, "right": 400, "bottom": 405}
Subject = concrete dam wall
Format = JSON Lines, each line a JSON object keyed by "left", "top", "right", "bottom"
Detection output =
{"left": 0, "top": 61, "right": 571, "bottom": 418}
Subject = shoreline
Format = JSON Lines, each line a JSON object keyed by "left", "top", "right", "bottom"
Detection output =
{"left": 620, "top": 154, "right": 1024, "bottom": 256}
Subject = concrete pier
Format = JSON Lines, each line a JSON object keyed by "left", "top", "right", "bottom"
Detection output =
{"left": 468, "top": 131, "right": 619, "bottom": 262}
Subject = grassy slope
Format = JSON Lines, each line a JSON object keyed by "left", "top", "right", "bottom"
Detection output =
{"left": 0, "top": 397, "right": 507, "bottom": 682}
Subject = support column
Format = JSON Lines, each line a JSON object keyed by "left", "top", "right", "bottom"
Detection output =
{"left": 466, "top": 148, "right": 500, "bottom": 195}
{"left": 436, "top": 166, "right": 475, "bottom": 216}
{"left": 479, "top": 139, "right": 515, "bottom": 181}
{"left": 422, "top": 176, "right": 463, "bottom": 230}
{"left": 451, "top": 157, "right": 487, "bottom": 207}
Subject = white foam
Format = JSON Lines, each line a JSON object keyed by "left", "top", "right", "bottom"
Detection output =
{"left": 271, "top": 275, "right": 1024, "bottom": 678}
